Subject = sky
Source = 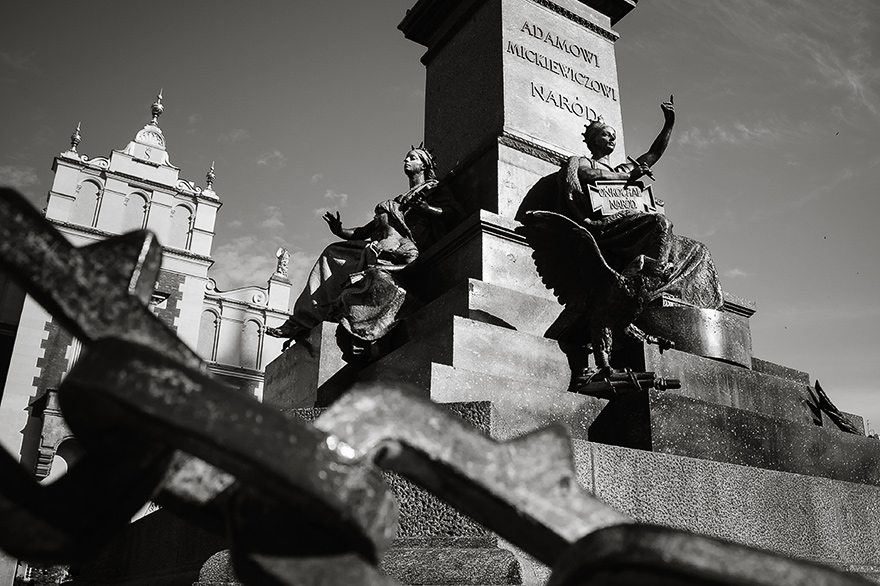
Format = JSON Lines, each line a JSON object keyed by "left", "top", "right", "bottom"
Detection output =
{"left": 2, "top": 1, "right": 879, "bottom": 428}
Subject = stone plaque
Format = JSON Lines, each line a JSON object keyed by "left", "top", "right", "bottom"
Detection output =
{"left": 588, "top": 181, "right": 664, "bottom": 216}
{"left": 502, "top": 0, "right": 626, "bottom": 163}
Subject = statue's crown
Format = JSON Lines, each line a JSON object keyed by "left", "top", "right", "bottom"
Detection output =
{"left": 582, "top": 115, "right": 609, "bottom": 144}
{"left": 410, "top": 142, "right": 436, "bottom": 170}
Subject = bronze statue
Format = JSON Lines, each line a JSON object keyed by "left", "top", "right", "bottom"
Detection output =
{"left": 517, "top": 97, "right": 723, "bottom": 389}
{"left": 267, "top": 146, "right": 460, "bottom": 356}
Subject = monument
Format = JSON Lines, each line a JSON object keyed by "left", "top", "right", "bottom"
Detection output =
{"left": 19, "top": 0, "right": 879, "bottom": 585}
{"left": 266, "top": 146, "right": 462, "bottom": 361}
{"left": 516, "top": 97, "right": 725, "bottom": 390}
{"left": 259, "top": 0, "right": 880, "bottom": 583}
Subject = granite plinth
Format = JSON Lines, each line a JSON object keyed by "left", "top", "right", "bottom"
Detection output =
{"left": 642, "top": 347, "right": 864, "bottom": 432}
{"left": 635, "top": 305, "right": 752, "bottom": 368}
{"left": 394, "top": 278, "right": 563, "bottom": 346}
{"left": 311, "top": 314, "right": 572, "bottom": 407}
{"left": 580, "top": 441, "right": 880, "bottom": 571}
{"left": 751, "top": 356, "right": 811, "bottom": 384}
{"left": 282, "top": 402, "right": 495, "bottom": 543}
{"left": 292, "top": 403, "right": 520, "bottom": 586}
{"left": 193, "top": 550, "right": 239, "bottom": 586}
{"left": 262, "top": 322, "right": 345, "bottom": 409}
{"left": 381, "top": 545, "right": 521, "bottom": 585}
{"left": 192, "top": 543, "right": 523, "bottom": 586}
{"left": 420, "top": 356, "right": 873, "bottom": 488}
{"left": 587, "top": 390, "right": 880, "bottom": 485}
{"left": 638, "top": 346, "right": 816, "bottom": 425}
{"left": 413, "top": 211, "right": 555, "bottom": 303}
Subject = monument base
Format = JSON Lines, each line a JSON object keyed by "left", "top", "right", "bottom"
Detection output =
{"left": 252, "top": 211, "right": 880, "bottom": 584}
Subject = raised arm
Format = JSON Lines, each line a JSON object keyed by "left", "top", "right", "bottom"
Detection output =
{"left": 635, "top": 97, "right": 675, "bottom": 169}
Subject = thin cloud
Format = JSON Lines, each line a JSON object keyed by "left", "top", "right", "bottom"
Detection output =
{"left": 209, "top": 236, "right": 280, "bottom": 290}
{"left": 731, "top": 123, "right": 782, "bottom": 143}
{"left": 8, "top": 126, "right": 55, "bottom": 163}
{"left": 677, "top": 120, "right": 790, "bottom": 151}
{"left": 209, "top": 235, "right": 311, "bottom": 294}
{"left": 0, "top": 51, "right": 38, "bottom": 73}
{"left": 313, "top": 207, "right": 335, "bottom": 218}
{"left": 0, "top": 165, "right": 39, "bottom": 190}
{"left": 220, "top": 128, "right": 249, "bottom": 144}
{"left": 767, "top": 301, "right": 880, "bottom": 323}
{"left": 313, "top": 189, "right": 348, "bottom": 216}
{"left": 259, "top": 205, "right": 285, "bottom": 230}
{"left": 722, "top": 268, "right": 751, "bottom": 279}
{"left": 323, "top": 189, "right": 348, "bottom": 207}
{"left": 802, "top": 41, "right": 879, "bottom": 117}
{"left": 257, "top": 150, "right": 287, "bottom": 169}
{"left": 700, "top": 0, "right": 880, "bottom": 119}
{"left": 187, "top": 114, "right": 202, "bottom": 126}
{"left": 677, "top": 123, "right": 737, "bottom": 150}
{"left": 783, "top": 165, "right": 856, "bottom": 209}
{"left": 310, "top": 174, "right": 323, "bottom": 184}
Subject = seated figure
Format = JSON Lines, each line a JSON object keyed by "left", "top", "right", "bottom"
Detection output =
{"left": 268, "top": 146, "right": 460, "bottom": 353}
{"left": 517, "top": 98, "right": 723, "bottom": 380}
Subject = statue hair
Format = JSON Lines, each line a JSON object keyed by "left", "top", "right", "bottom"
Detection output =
{"left": 409, "top": 147, "right": 437, "bottom": 181}
{"left": 583, "top": 117, "right": 613, "bottom": 154}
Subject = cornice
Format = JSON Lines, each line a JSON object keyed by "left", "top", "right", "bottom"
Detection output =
{"left": 528, "top": 0, "right": 619, "bottom": 42}
{"left": 49, "top": 219, "right": 213, "bottom": 263}
{"left": 55, "top": 154, "right": 220, "bottom": 204}
{"left": 498, "top": 131, "right": 569, "bottom": 166}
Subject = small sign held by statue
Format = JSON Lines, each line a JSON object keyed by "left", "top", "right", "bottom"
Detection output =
{"left": 587, "top": 180, "right": 664, "bottom": 216}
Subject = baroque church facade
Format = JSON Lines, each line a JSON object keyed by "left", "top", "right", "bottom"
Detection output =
{"left": 0, "top": 94, "right": 291, "bottom": 508}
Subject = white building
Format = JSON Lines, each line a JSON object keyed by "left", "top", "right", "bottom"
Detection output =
{"left": 0, "top": 94, "right": 292, "bottom": 584}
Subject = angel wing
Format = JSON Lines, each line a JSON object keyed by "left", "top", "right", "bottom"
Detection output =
{"left": 515, "top": 211, "right": 623, "bottom": 309}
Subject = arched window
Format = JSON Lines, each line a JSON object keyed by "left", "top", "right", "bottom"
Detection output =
{"left": 69, "top": 180, "right": 101, "bottom": 227}
{"left": 41, "top": 438, "right": 84, "bottom": 485}
{"left": 168, "top": 204, "right": 193, "bottom": 250}
{"left": 122, "top": 192, "right": 148, "bottom": 231}
{"left": 197, "top": 310, "right": 219, "bottom": 361}
{"left": 241, "top": 320, "right": 261, "bottom": 370}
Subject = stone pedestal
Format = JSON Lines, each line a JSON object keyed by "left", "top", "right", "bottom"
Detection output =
{"left": 261, "top": 201, "right": 880, "bottom": 582}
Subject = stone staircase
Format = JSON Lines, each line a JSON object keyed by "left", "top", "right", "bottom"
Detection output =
{"left": 262, "top": 210, "right": 880, "bottom": 584}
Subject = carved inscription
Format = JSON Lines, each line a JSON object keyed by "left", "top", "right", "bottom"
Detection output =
{"left": 509, "top": 18, "right": 620, "bottom": 127}
{"left": 588, "top": 181, "right": 663, "bottom": 216}
{"left": 530, "top": 82, "right": 599, "bottom": 121}
{"left": 520, "top": 21, "right": 599, "bottom": 67}
{"left": 508, "top": 42, "right": 617, "bottom": 100}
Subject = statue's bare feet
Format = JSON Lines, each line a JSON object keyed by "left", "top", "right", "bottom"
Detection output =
{"left": 265, "top": 326, "right": 287, "bottom": 338}
{"left": 570, "top": 365, "right": 614, "bottom": 390}
{"left": 266, "top": 322, "right": 312, "bottom": 354}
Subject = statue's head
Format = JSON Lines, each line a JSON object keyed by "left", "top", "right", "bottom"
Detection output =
{"left": 405, "top": 145, "right": 437, "bottom": 181}
{"left": 583, "top": 118, "right": 616, "bottom": 158}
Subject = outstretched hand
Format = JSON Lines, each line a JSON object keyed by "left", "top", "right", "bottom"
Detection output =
{"left": 323, "top": 210, "right": 343, "bottom": 236}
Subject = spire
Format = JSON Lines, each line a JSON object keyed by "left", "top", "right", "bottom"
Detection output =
{"left": 206, "top": 161, "right": 215, "bottom": 188}
{"left": 150, "top": 89, "right": 164, "bottom": 126}
{"left": 70, "top": 122, "right": 81, "bottom": 152}
{"left": 122, "top": 90, "right": 173, "bottom": 168}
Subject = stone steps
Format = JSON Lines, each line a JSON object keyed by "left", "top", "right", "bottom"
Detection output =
{"left": 588, "top": 390, "right": 880, "bottom": 485}
{"left": 577, "top": 440, "right": 880, "bottom": 573}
